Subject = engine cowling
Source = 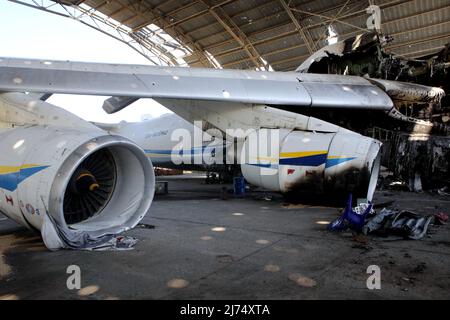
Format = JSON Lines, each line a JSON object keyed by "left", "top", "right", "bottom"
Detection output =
{"left": 241, "top": 130, "right": 381, "bottom": 202}
{"left": 0, "top": 126, "right": 155, "bottom": 250}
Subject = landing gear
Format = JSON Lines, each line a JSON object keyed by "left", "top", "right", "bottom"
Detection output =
{"left": 205, "top": 165, "right": 241, "bottom": 184}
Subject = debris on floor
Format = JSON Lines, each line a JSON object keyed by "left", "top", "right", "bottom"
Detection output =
{"left": 328, "top": 194, "right": 373, "bottom": 233}
{"left": 363, "top": 208, "right": 395, "bottom": 235}
{"left": 434, "top": 213, "right": 449, "bottom": 225}
{"left": 41, "top": 213, "right": 140, "bottom": 251}
{"left": 328, "top": 194, "right": 440, "bottom": 240}
{"left": 437, "top": 187, "right": 450, "bottom": 196}
{"left": 137, "top": 223, "right": 156, "bottom": 230}
{"left": 254, "top": 194, "right": 274, "bottom": 202}
{"left": 364, "top": 210, "right": 433, "bottom": 240}
{"left": 91, "top": 236, "right": 139, "bottom": 251}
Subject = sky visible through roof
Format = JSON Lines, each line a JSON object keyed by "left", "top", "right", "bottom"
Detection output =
{"left": 0, "top": 1, "right": 171, "bottom": 123}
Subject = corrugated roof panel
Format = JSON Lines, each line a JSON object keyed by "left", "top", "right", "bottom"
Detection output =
{"left": 52, "top": 0, "right": 450, "bottom": 70}
{"left": 390, "top": 37, "right": 449, "bottom": 57}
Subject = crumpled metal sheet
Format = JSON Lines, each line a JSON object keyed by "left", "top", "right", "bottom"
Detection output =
{"left": 41, "top": 213, "right": 138, "bottom": 251}
{"left": 391, "top": 211, "right": 433, "bottom": 240}
{"left": 88, "top": 236, "right": 139, "bottom": 251}
{"left": 363, "top": 208, "right": 395, "bottom": 235}
{"left": 368, "top": 78, "right": 445, "bottom": 105}
{"left": 363, "top": 209, "right": 433, "bottom": 240}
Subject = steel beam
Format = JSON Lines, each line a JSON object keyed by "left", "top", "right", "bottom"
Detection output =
{"left": 278, "top": 0, "right": 317, "bottom": 54}
{"left": 113, "top": 0, "right": 215, "bottom": 68}
{"left": 198, "top": 0, "right": 267, "bottom": 69}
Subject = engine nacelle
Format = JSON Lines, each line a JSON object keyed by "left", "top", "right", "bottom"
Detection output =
{"left": 241, "top": 130, "right": 381, "bottom": 201}
{"left": 0, "top": 126, "right": 155, "bottom": 250}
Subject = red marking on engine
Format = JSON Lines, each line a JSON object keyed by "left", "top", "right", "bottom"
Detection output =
{"left": 287, "top": 169, "right": 296, "bottom": 175}
{"left": 26, "top": 204, "right": 35, "bottom": 215}
{"left": 5, "top": 195, "right": 14, "bottom": 206}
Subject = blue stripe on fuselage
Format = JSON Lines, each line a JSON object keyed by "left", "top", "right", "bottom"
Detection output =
{"left": 0, "top": 166, "right": 49, "bottom": 192}
{"left": 279, "top": 153, "right": 328, "bottom": 167}
{"left": 325, "top": 157, "right": 357, "bottom": 168}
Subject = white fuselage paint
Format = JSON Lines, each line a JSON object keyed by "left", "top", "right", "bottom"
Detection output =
{"left": 99, "top": 114, "right": 228, "bottom": 171}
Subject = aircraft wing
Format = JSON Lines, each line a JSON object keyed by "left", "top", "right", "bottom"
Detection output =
{"left": 0, "top": 57, "right": 393, "bottom": 113}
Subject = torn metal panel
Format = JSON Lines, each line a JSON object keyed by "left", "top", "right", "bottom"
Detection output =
{"left": 299, "top": 32, "right": 450, "bottom": 124}
{"left": 368, "top": 79, "right": 445, "bottom": 106}
{"left": 363, "top": 209, "right": 434, "bottom": 240}
{"left": 297, "top": 32, "right": 383, "bottom": 74}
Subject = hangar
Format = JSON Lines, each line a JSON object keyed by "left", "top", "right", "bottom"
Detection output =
{"left": 12, "top": 0, "right": 450, "bottom": 69}
{"left": 0, "top": 0, "right": 449, "bottom": 301}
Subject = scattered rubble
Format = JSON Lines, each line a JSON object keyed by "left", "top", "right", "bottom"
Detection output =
{"left": 434, "top": 213, "right": 449, "bottom": 225}
{"left": 366, "top": 210, "right": 433, "bottom": 240}
{"left": 90, "top": 236, "right": 139, "bottom": 251}
{"left": 137, "top": 223, "right": 156, "bottom": 230}
{"left": 328, "top": 195, "right": 444, "bottom": 241}
{"left": 438, "top": 187, "right": 450, "bottom": 196}
{"left": 328, "top": 194, "right": 374, "bottom": 233}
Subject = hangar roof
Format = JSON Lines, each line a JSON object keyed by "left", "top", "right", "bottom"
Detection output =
{"left": 13, "top": 0, "right": 450, "bottom": 71}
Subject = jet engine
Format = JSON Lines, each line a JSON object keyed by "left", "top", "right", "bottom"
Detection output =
{"left": 241, "top": 130, "right": 381, "bottom": 202}
{"left": 0, "top": 124, "right": 154, "bottom": 250}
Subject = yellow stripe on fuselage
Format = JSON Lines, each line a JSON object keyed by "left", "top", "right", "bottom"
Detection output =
{"left": 327, "top": 156, "right": 350, "bottom": 159}
{"left": 280, "top": 151, "right": 327, "bottom": 159}
{"left": 0, "top": 164, "right": 42, "bottom": 175}
{"left": 256, "top": 156, "right": 278, "bottom": 161}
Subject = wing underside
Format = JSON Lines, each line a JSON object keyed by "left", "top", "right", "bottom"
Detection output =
{"left": 0, "top": 57, "right": 393, "bottom": 112}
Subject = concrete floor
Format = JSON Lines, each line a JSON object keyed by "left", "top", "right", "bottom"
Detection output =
{"left": 0, "top": 175, "right": 449, "bottom": 300}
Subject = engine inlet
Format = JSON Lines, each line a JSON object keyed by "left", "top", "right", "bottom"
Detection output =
{"left": 63, "top": 148, "right": 116, "bottom": 225}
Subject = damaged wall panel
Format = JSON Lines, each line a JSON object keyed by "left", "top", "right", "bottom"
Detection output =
{"left": 386, "top": 133, "right": 450, "bottom": 190}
